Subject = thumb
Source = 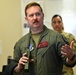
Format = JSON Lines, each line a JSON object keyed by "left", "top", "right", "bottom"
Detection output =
{"left": 70, "top": 40, "right": 74, "bottom": 49}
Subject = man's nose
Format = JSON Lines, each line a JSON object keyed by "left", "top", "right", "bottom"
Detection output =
{"left": 33, "top": 15, "right": 37, "bottom": 19}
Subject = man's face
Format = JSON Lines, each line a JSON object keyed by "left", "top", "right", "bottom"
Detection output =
{"left": 52, "top": 16, "right": 63, "bottom": 32}
{"left": 25, "top": 6, "right": 44, "bottom": 29}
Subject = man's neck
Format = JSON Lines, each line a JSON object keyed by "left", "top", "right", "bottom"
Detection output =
{"left": 31, "top": 25, "right": 44, "bottom": 34}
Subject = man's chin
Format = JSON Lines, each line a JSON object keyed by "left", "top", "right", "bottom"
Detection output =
{"left": 33, "top": 25, "right": 40, "bottom": 28}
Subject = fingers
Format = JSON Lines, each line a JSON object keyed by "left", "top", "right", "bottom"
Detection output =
{"left": 61, "top": 44, "right": 70, "bottom": 53}
{"left": 18, "top": 53, "right": 28, "bottom": 67}
{"left": 70, "top": 40, "right": 74, "bottom": 49}
{"left": 16, "top": 53, "right": 29, "bottom": 70}
{"left": 61, "top": 51, "right": 67, "bottom": 56}
{"left": 23, "top": 53, "right": 27, "bottom": 56}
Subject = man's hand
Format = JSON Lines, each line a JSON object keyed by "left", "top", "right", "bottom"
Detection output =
{"left": 61, "top": 41, "right": 74, "bottom": 59}
{"left": 14, "top": 53, "right": 28, "bottom": 72}
{"left": 14, "top": 52, "right": 34, "bottom": 73}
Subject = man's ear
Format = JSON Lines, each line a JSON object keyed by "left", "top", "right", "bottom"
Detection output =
{"left": 25, "top": 17, "right": 27, "bottom": 21}
{"left": 25, "top": 17, "right": 29, "bottom": 25}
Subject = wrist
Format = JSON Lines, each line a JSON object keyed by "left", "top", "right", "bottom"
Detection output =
{"left": 14, "top": 64, "right": 23, "bottom": 73}
{"left": 69, "top": 54, "right": 76, "bottom": 61}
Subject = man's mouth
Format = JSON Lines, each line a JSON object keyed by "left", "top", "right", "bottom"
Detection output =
{"left": 33, "top": 21, "right": 39, "bottom": 24}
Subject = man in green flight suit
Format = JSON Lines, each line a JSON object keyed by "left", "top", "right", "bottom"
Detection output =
{"left": 5, "top": 2, "right": 76, "bottom": 75}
